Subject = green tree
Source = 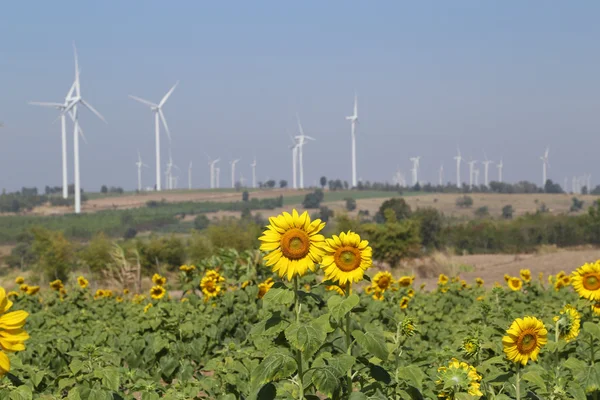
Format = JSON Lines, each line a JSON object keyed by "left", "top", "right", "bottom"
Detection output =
{"left": 79, "top": 232, "right": 113, "bottom": 275}
{"left": 501, "top": 205, "right": 514, "bottom": 219}
{"left": 137, "top": 235, "right": 186, "bottom": 271}
{"left": 377, "top": 198, "right": 412, "bottom": 222}
{"left": 31, "top": 227, "right": 74, "bottom": 281}
{"left": 345, "top": 197, "right": 357, "bottom": 212}
{"left": 413, "top": 207, "right": 443, "bottom": 250}
{"left": 474, "top": 206, "right": 490, "bottom": 218}
{"left": 320, "top": 176, "right": 327, "bottom": 189}
{"left": 456, "top": 195, "right": 474, "bottom": 208}
{"left": 194, "top": 214, "right": 210, "bottom": 230}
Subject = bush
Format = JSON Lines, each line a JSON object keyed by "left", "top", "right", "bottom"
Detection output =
{"left": 31, "top": 227, "right": 74, "bottom": 281}
{"left": 571, "top": 197, "right": 585, "bottom": 212}
{"left": 123, "top": 228, "right": 138, "bottom": 239}
{"left": 376, "top": 198, "right": 411, "bottom": 223}
{"left": 194, "top": 215, "right": 210, "bottom": 230}
{"left": 187, "top": 231, "right": 215, "bottom": 263}
{"left": 362, "top": 217, "right": 421, "bottom": 267}
{"left": 502, "top": 205, "right": 514, "bottom": 219}
{"left": 79, "top": 233, "right": 113, "bottom": 274}
{"left": 137, "top": 235, "right": 186, "bottom": 271}
{"left": 205, "top": 218, "right": 261, "bottom": 252}
{"left": 474, "top": 206, "right": 490, "bottom": 218}
{"left": 319, "top": 206, "right": 334, "bottom": 223}
{"left": 413, "top": 208, "right": 443, "bottom": 250}
{"left": 302, "top": 189, "right": 325, "bottom": 209}
{"left": 242, "top": 191, "right": 249, "bottom": 202}
{"left": 456, "top": 195, "right": 474, "bottom": 208}
{"left": 345, "top": 198, "right": 357, "bottom": 212}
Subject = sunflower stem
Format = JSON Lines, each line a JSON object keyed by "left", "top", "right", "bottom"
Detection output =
{"left": 345, "top": 281, "right": 353, "bottom": 395}
{"left": 515, "top": 363, "right": 521, "bottom": 400}
{"left": 294, "top": 276, "right": 304, "bottom": 400}
{"left": 591, "top": 332, "right": 596, "bottom": 366}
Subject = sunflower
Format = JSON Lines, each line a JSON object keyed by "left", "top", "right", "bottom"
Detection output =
{"left": 204, "top": 270, "right": 225, "bottom": 283}
{"left": 14, "top": 277, "right": 24, "bottom": 285}
{"left": 180, "top": 298, "right": 189, "bottom": 303}
{"left": 7, "top": 291, "right": 18, "bottom": 299}
{"left": 372, "top": 290, "right": 384, "bottom": 301}
{"left": 557, "top": 271, "right": 566, "bottom": 280}
{"left": 502, "top": 316, "right": 548, "bottom": 365}
{"left": 436, "top": 358, "right": 482, "bottom": 399}
{"left": 507, "top": 277, "right": 523, "bottom": 291}
{"left": 407, "top": 288, "right": 415, "bottom": 298}
{"left": 25, "top": 286, "right": 40, "bottom": 295}
{"left": 553, "top": 305, "right": 580, "bottom": 343}
{"left": 152, "top": 274, "right": 167, "bottom": 286}
{"left": 592, "top": 302, "right": 600, "bottom": 316}
{"left": 49, "top": 279, "right": 63, "bottom": 291}
{"left": 77, "top": 276, "right": 88, "bottom": 289}
{"left": 102, "top": 289, "right": 113, "bottom": 298}
{"left": 132, "top": 294, "right": 146, "bottom": 304}
{"left": 241, "top": 280, "right": 251, "bottom": 289}
{"left": 554, "top": 279, "right": 565, "bottom": 291}
{"left": 438, "top": 274, "right": 449, "bottom": 285}
{"left": 572, "top": 262, "right": 600, "bottom": 300}
{"left": 259, "top": 210, "right": 326, "bottom": 281}
{"left": 475, "top": 278, "right": 484, "bottom": 287}
{"left": 561, "top": 275, "right": 571, "bottom": 286}
{"left": 504, "top": 274, "right": 511, "bottom": 282}
{"left": 115, "top": 296, "right": 123, "bottom": 303}
{"left": 398, "top": 275, "right": 415, "bottom": 287}
{"left": 94, "top": 289, "right": 105, "bottom": 299}
{"left": 179, "top": 264, "right": 196, "bottom": 273}
{"left": 476, "top": 296, "right": 485, "bottom": 301}
{"left": 0, "top": 287, "right": 29, "bottom": 376}
{"left": 19, "top": 284, "right": 28, "bottom": 293}
{"left": 462, "top": 338, "right": 480, "bottom": 357}
{"left": 150, "top": 285, "right": 166, "bottom": 300}
{"left": 400, "top": 296, "right": 410, "bottom": 309}
{"left": 257, "top": 278, "right": 274, "bottom": 299}
{"left": 123, "top": 288, "right": 130, "bottom": 295}
{"left": 143, "top": 303, "right": 153, "bottom": 313}
{"left": 460, "top": 279, "right": 468, "bottom": 289}
{"left": 373, "top": 272, "right": 394, "bottom": 292}
{"left": 520, "top": 269, "right": 532, "bottom": 283}
{"left": 326, "top": 285, "right": 345, "bottom": 296}
{"left": 321, "top": 231, "right": 372, "bottom": 286}
{"left": 201, "top": 276, "right": 222, "bottom": 300}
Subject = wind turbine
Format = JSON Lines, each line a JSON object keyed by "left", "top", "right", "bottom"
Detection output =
{"left": 474, "top": 169, "right": 480, "bottom": 186}
{"left": 135, "top": 151, "right": 149, "bottom": 191}
{"left": 230, "top": 158, "right": 241, "bottom": 188}
{"left": 409, "top": 157, "right": 420, "bottom": 186}
{"left": 295, "top": 114, "right": 316, "bottom": 189}
{"left": 288, "top": 133, "right": 299, "bottom": 189}
{"left": 250, "top": 158, "right": 257, "bottom": 189}
{"left": 345, "top": 93, "right": 359, "bottom": 188}
{"left": 129, "top": 81, "right": 178, "bottom": 192}
{"left": 188, "top": 161, "right": 193, "bottom": 190}
{"left": 496, "top": 158, "right": 504, "bottom": 183}
{"left": 29, "top": 79, "right": 85, "bottom": 199}
{"left": 215, "top": 167, "right": 221, "bottom": 189}
{"left": 540, "top": 147, "right": 550, "bottom": 189}
{"left": 482, "top": 153, "right": 494, "bottom": 187}
{"left": 454, "top": 147, "right": 463, "bottom": 188}
{"left": 61, "top": 44, "right": 107, "bottom": 214}
{"left": 439, "top": 164, "right": 444, "bottom": 186}
{"left": 467, "top": 160, "right": 478, "bottom": 189}
{"left": 207, "top": 156, "right": 220, "bottom": 189}
{"left": 165, "top": 150, "right": 179, "bottom": 190}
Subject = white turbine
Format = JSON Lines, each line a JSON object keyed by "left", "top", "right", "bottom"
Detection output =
{"left": 295, "top": 114, "right": 316, "bottom": 189}
{"left": 129, "top": 81, "right": 178, "bottom": 192}
{"left": 230, "top": 158, "right": 240, "bottom": 188}
{"left": 482, "top": 153, "right": 494, "bottom": 187}
{"left": 409, "top": 156, "right": 420, "bottom": 186}
{"left": 29, "top": 79, "right": 85, "bottom": 199}
{"left": 135, "top": 151, "right": 149, "bottom": 191}
{"left": 540, "top": 147, "right": 550, "bottom": 189}
{"left": 467, "top": 160, "right": 478, "bottom": 189}
{"left": 288, "top": 133, "right": 299, "bottom": 189}
{"left": 61, "top": 44, "right": 107, "bottom": 214}
{"left": 207, "top": 157, "right": 220, "bottom": 189}
{"left": 345, "top": 93, "right": 359, "bottom": 188}
{"left": 497, "top": 158, "right": 504, "bottom": 183}
{"left": 165, "top": 150, "right": 179, "bottom": 190}
{"left": 188, "top": 161, "right": 193, "bottom": 190}
{"left": 250, "top": 158, "right": 257, "bottom": 189}
{"left": 474, "top": 169, "right": 480, "bottom": 186}
{"left": 454, "top": 147, "right": 463, "bottom": 188}
{"left": 215, "top": 167, "right": 221, "bottom": 189}
{"left": 439, "top": 164, "right": 444, "bottom": 186}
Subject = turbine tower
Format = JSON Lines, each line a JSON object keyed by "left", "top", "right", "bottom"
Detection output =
{"left": 467, "top": 160, "right": 478, "bottom": 189}
{"left": 61, "top": 44, "right": 107, "bottom": 214}
{"left": 439, "top": 164, "right": 444, "bottom": 186}
{"left": 345, "top": 93, "right": 359, "bottom": 188}
{"left": 29, "top": 79, "right": 83, "bottom": 199}
{"left": 250, "top": 158, "right": 257, "bottom": 189}
{"left": 129, "top": 81, "right": 178, "bottom": 192}
{"left": 540, "top": 147, "right": 550, "bottom": 189}
{"left": 207, "top": 157, "right": 220, "bottom": 189}
{"left": 474, "top": 169, "right": 480, "bottom": 186}
{"left": 496, "top": 158, "right": 504, "bottom": 183}
{"left": 135, "top": 151, "right": 149, "bottom": 192}
{"left": 482, "top": 153, "right": 494, "bottom": 187}
{"left": 454, "top": 148, "right": 463, "bottom": 188}
{"left": 215, "top": 167, "right": 220, "bottom": 189}
{"left": 289, "top": 133, "right": 299, "bottom": 189}
{"left": 230, "top": 158, "right": 240, "bottom": 188}
{"left": 295, "top": 114, "right": 316, "bottom": 189}
{"left": 409, "top": 157, "right": 420, "bottom": 186}
{"left": 188, "top": 161, "right": 193, "bottom": 190}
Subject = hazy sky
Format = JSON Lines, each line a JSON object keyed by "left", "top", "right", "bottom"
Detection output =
{"left": 1, "top": 2, "right": 599, "bottom": 192}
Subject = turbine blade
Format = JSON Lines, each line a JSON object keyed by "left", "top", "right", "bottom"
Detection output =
{"left": 159, "top": 81, "right": 179, "bottom": 108}
{"left": 81, "top": 99, "right": 107, "bottom": 123}
{"left": 305, "top": 135, "right": 316, "bottom": 140}
{"left": 159, "top": 109, "right": 172, "bottom": 141}
{"left": 296, "top": 113, "right": 305, "bottom": 136}
{"left": 129, "top": 95, "right": 158, "bottom": 108}
{"left": 29, "top": 101, "right": 64, "bottom": 108}
{"left": 354, "top": 93, "right": 358, "bottom": 117}
{"left": 73, "top": 42, "right": 80, "bottom": 94}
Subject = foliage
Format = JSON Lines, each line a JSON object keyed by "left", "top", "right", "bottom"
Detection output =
{"left": 193, "top": 214, "right": 211, "bottom": 231}
{"left": 137, "top": 235, "right": 186, "bottom": 272}
{"left": 302, "top": 189, "right": 325, "bottom": 209}
{"left": 205, "top": 218, "right": 261, "bottom": 253}
{"left": 376, "top": 198, "right": 412, "bottom": 222}
{"left": 345, "top": 197, "right": 357, "bottom": 212}
{"left": 30, "top": 227, "right": 74, "bottom": 281}
{"left": 474, "top": 206, "right": 490, "bottom": 218}
{"left": 413, "top": 207, "right": 443, "bottom": 251}
{"left": 456, "top": 195, "right": 474, "bottom": 208}
{"left": 502, "top": 204, "right": 514, "bottom": 219}
{"left": 320, "top": 176, "right": 327, "bottom": 188}
{"left": 79, "top": 233, "right": 113, "bottom": 275}
{"left": 571, "top": 197, "right": 585, "bottom": 212}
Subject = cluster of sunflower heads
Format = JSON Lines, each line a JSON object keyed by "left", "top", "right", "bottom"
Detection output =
{"left": 548, "top": 270, "right": 571, "bottom": 291}
{"left": 17, "top": 278, "right": 40, "bottom": 296}
{"left": 436, "top": 358, "right": 483, "bottom": 399}
{"left": 94, "top": 289, "right": 114, "bottom": 299}
{"left": 200, "top": 269, "right": 226, "bottom": 302}
{"left": 365, "top": 271, "right": 414, "bottom": 306}
{"left": 149, "top": 273, "right": 168, "bottom": 300}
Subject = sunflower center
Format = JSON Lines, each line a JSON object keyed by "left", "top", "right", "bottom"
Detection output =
{"left": 334, "top": 246, "right": 362, "bottom": 272}
{"left": 377, "top": 277, "right": 391, "bottom": 289}
{"left": 280, "top": 228, "right": 311, "bottom": 260}
{"left": 517, "top": 331, "right": 537, "bottom": 353}
{"left": 583, "top": 274, "right": 600, "bottom": 291}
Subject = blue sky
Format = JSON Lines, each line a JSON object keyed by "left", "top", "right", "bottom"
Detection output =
{"left": 1, "top": 2, "right": 599, "bottom": 191}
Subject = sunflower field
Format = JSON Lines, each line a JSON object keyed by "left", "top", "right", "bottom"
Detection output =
{"left": 2, "top": 210, "right": 600, "bottom": 399}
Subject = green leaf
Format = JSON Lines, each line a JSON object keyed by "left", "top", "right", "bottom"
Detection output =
{"left": 285, "top": 314, "right": 332, "bottom": 358}
{"left": 311, "top": 366, "right": 341, "bottom": 397}
{"left": 348, "top": 393, "right": 368, "bottom": 400}
{"left": 262, "top": 288, "right": 295, "bottom": 309}
{"left": 160, "top": 356, "right": 179, "bottom": 379}
{"left": 251, "top": 349, "right": 297, "bottom": 385}
{"left": 521, "top": 371, "right": 546, "bottom": 391}
{"left": 92, "top": 368, "right": 120, "bottom": 391}
{"left": 9, "top": 386, "right": 32, "bottom": 400}
{"left": 396, "top": 365, "right": 425, "bottom": 390}
{"left": 328, "top": 294, "right": 360, "bottom": 323}
{"left": 141, "top": 393, "right": 161, "bottom": 400}
{"left": 256, "top": 383, "right": 277, "bottom": 400}
{"left": 352, "top": 329, "right": 389, "bottom": 360}
{"left": 584, "top": 322, "right": 600, "bottom": 341}
{"left": 69, "top": 359, "right": 84, "bottom": 375}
